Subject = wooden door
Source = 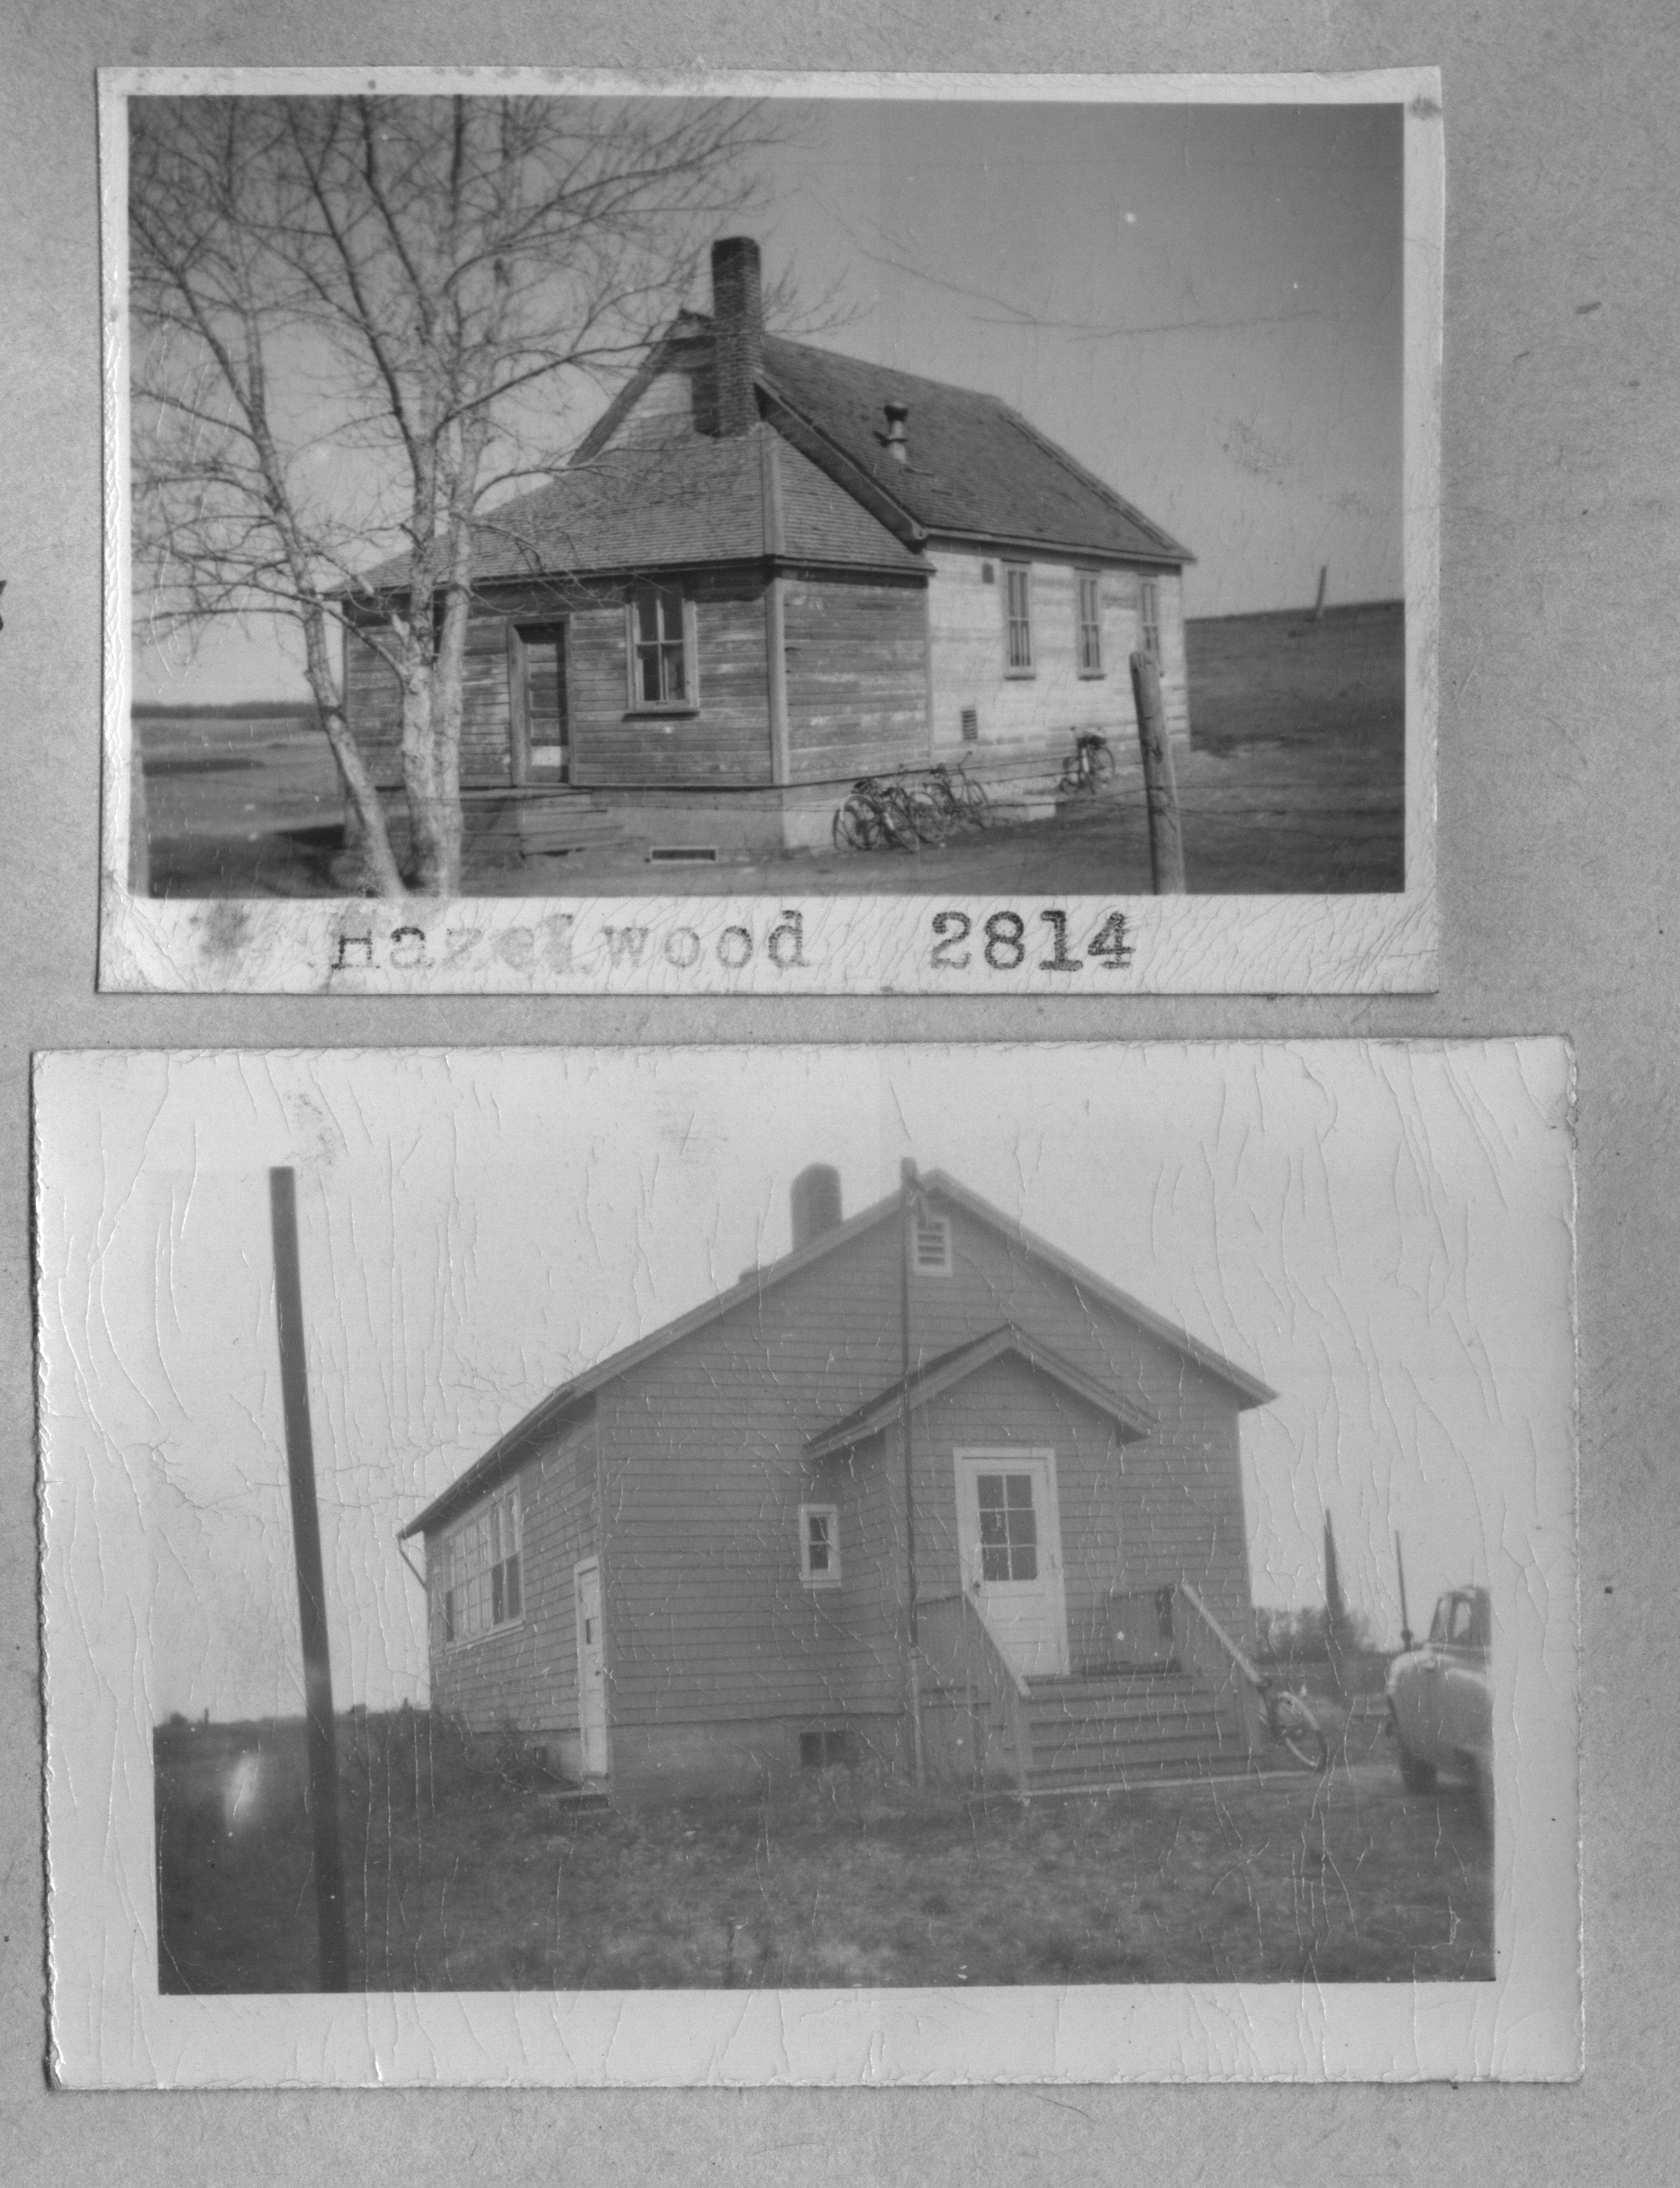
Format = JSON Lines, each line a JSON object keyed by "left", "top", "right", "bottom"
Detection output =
{"left": 953, "top": 1450, "right": 1069, "bottom": 1678}
{"left": 510, "top": 622, "right": 569, "bottom": 785}
{"left": 574, "top": 1558, "right": 608, "bottom": 1777}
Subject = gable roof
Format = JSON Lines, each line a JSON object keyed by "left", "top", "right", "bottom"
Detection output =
{"left": 401, "top": 1169, "right": 1275, "bottom": 1541}
{"left": 805, "top": 1323, "right": 1157, "bottom": 1461}
{"left": 755, "top": 334, "right": 1192, "bottom": 566}
{"left": 353, "top": 426, "right": 922, "bottom": 596}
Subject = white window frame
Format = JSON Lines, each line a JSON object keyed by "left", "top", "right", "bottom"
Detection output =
{"left": 912, "top": 1208, "right": 953, "bottom": 1274}
{"left": 624, "top": 584, "right": 699, "bottom": 713}
{"left": 439, "top": 1482, "right": 524, "bottom": 1648}
{"left": 1002, "top": 562, "right": 1034, "bottom": 675}
{"left": 799, "top": 1502, "right": 842, "bottom": 1589}
{"left": 1077, "top": 572, "right": 1105, "bottom": 677}
{"left": 1139, "top": 577, "right": 1161, "bottom": 665}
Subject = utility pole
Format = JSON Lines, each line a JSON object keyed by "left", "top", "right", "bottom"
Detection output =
{"left": 899, "top": 1158, "right": 926, "bottom": 1787}
{"left": 269, "top": 1166, "right": 348, "bottom": 1993}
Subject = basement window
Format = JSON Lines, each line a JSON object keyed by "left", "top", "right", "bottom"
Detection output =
{"left": 913, "top": 1209, "right": 952, "bottom": 1274}
{"left": 441, "top": 1483, "right": 522, "bottom": 1645}
{"left": 799, "top": 1503, "right": 841, "bottom": 1589}
{"left": 799, "top": 1727, "right": 855, "bottom": 1770}
{"left": 647, "top": 845, "right": 718, "bottom": 863}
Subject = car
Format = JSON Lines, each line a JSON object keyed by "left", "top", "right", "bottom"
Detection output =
{"left": 1386, "top": 1586, "right": 1493, "bottom": 1814}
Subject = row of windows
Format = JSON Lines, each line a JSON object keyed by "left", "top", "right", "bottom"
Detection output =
{"left": 989, "top": 563, "right": 1160, "bottom": 682}
{"left": 617, "top": 569, "right": 1161, "bottom": 714}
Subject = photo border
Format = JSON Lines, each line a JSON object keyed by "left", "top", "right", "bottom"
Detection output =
{"left": 97, "top": 68, "right": 1441, "bottom": 997}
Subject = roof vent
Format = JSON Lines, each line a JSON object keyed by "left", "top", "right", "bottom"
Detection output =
{"left": 883, "top": 400, "right": 909, "bottom": 465}
{"left": 790, "top": 1163, "right": 843, "bottom": 1254}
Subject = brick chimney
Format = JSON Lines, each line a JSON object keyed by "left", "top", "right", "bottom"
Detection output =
{"left": 711, "top": 236, "right": 764, "bottom": 439}
{"left": 790, "top": 1163, "right": 843, "bottom": 1253}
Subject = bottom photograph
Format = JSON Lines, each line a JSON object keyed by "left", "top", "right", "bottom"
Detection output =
{"left": 37, "top": 1040, "right": 1579, "bottom": 2085}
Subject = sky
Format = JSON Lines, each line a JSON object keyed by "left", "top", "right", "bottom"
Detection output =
{"left": 130, "top": 91, "right": 1405, "bottom": 707}
{"left": 37, "top": 1043, "right": 1572, "bottom": 1723}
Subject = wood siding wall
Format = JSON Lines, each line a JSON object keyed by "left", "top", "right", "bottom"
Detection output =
{"left": 781, "top": 575, "right": 930, "bottom": 782}
{"left": 424, "top": 1406, "right": 599, "bottom": 1749}
{"left": 343, "top": 612, "right": 519, "bottom": 791}
{"left": 925, "top": 549, "right": 1191, "bottom": 764}
{"left": 587, "top": 1199, "right": 1255, "bottom": 1738}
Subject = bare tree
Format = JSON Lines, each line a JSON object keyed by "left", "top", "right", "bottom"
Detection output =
{"left": 131, "top": 94, "right": 785, "bottom": 896}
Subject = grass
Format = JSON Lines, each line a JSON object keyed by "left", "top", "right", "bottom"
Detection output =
{"left": 155, "top": 1710, "right": 1491, "bottom": 1994}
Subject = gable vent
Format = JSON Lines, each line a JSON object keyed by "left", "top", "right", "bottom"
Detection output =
{"left": 913, "top": 1209, "right": 952, "bottom": 1274}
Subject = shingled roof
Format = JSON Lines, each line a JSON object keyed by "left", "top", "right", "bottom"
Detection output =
{"left": 353, "top": 427, "right": 922, "bottom": 594}
{"left": 757, "top": 333, "right": 1192, "bottom": 565}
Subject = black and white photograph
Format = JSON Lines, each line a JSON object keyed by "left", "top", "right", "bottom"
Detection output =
{"left": 101, "top": 69, "right": 1441, "bottom": 995}
{"left": 38, "top": 1042, "right": 1577, "bottom": 2085}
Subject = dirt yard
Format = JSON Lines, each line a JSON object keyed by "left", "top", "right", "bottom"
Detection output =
{"left": 137, "top": 604, "right": 1405, "bottom": 899}
{"left": 155, "top": 1704, "right": 1490, "bottom": 1995}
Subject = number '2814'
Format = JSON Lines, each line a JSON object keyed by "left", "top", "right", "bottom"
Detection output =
{"left": 928, "top": 909, "right": 1133, "bottom": 973}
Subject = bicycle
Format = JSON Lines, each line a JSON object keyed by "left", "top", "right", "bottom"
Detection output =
{"left": 1056, "top": 728, "right": 1115, "bottom": 798}
{"left": 1256, "top": 1676, "right": 1330, "bottom": 1771}
{"left": 926, "top": 762, "right": 991, "bottom": 829}
{"left": 833, "top": 775, "right": 941, "bottom": 852}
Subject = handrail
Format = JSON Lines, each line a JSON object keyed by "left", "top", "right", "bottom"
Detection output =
{"left": 1177, "top": 1580, "right": 1264, "bottom": 1691}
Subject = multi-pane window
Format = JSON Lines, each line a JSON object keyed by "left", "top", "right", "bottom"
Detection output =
{"left": 1139, "top": 578, "right": 1161, "bottom": 664}
{"left": 628, "top": 584, "right": 689, "bottom": 706}
{"left": 441, "top": 1485, "right": 522, "bottom": 1644}
{"left": 799, "top": 1503, "right": 841, "bottom": 1588}
{"left": 1077, "top": 574, "right": 1104, "bottom": 675}
{"left": 977, "top": 1472, "right": 1039, "bottom": 1583}
{"left": 912, "top": 1209, "right": 952, "bottom": 1273}
{"left": 1003, "top": 564, "right": 1034, "bottom": 672}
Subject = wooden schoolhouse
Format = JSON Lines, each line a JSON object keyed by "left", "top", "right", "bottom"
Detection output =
{"left": 346, "top": 237, "right": 1194, "bottom": 860}
{"left": 401, "top": 1162, "right": 1275, "bottom": 1800}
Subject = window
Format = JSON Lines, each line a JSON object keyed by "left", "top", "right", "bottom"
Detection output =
{"left": 1139, "top": 578, "right": 1161, "bottom": 664}
{"left": 912, "top": 1208, "right": 952, "bottom": 1273}
{"left": 799, "top": 1727, "right": 854, "bottom": 1769}
{"left": 799, "top": 1503, "right": 841, "bottom": 1588}
{"left": 1077, "top": 574, "right": 1104, "bottom": 676}
{"left": 976, "top": 1472, "right": 1039, "bottom": 1583}
{"left": 1003, "top": 563, "right": 1034, "bottom": 673}
{"left": 627, "top": 584, "right": 693, "bottom": 709}
{"left": 440, "top": 1484, "right": 522, "bottom": 1645}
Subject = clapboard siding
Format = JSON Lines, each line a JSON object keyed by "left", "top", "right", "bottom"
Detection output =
{"left": 782, "top": 575, "right": 930, "bottom": 782}
{"left": 567, "top": 572, "right": 773, "bottom": 788}
{"left": 592, "top": 1198, "right": 1255, "bottom": 1732}
{"left": 427, "top": 1406, "right": 598, "bottom": 1740}
{"left": 925, "top": 549, "right": 1190, "bottom": 761}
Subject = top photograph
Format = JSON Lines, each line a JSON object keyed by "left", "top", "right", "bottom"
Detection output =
{"left": 100, "top": 69, "right": 1441, "bottom": 994}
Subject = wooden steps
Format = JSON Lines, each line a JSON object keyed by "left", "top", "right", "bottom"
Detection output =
{"left": 460, "top": 791, "right": 625, "bottom": 860}
{"left": 1016, "top": 1668, "right": 1241, "bottom": 1793}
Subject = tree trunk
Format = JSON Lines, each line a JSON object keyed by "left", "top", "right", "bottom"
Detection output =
{"left": 301, "top": 606, "right": 406, "bottom": 898}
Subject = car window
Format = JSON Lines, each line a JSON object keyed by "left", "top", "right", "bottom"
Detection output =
{"left": 1428, "top": 1598, "right": 1449, "bottom": 1643}
{"left": 1448, "top": 1596, "right": 1475, "bottom": 1644}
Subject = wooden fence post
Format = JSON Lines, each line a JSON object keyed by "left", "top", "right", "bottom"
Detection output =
{"left": 269, "top": 1166, "right": 349, "bottom": 1993}
{"left": 1130, "top": 650, "right": 1187, "bottom": 895}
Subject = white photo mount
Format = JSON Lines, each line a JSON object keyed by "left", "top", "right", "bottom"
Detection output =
{"left": 100, "top": 68, "right": 1442, "bottom": 996}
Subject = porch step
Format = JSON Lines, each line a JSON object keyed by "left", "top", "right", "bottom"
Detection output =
{"left": 458, "top": 791, "right": 625, "bottom": 858}
{"left": 1015, "top": 1668, "right": 1239, "bottom": 1791}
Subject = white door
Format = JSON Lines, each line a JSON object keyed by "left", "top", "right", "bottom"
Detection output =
{"left": 574, "top": 1560, "right": 608, "bottom": 1777}
{"left": 953, "top": 1450, "right": 1069, "bottom": 1678}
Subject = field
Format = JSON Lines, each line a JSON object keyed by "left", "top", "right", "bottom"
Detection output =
{"left": 134, "top": 602, "right": 1405, "bottom": 899}
{"left": 154, "top": 1697, "right": 1491, "bottom": 1995}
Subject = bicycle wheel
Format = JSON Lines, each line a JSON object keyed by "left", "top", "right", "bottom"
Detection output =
{"left": 1088, "top": 741, "right": 1116, "bottom": 791}
{"left": 903, "top": 787, "right": 951, "bottom": 845}
{"left": 875, "top": 785, "right": 922, "bottom": 849}
{"left": 960, "top": 774, "right": 991, "bottom": 827}
{"left": 833, "top": 796, "right": 878, "bottom": 853}
{"left": 1274, "top": 1694, "right": 1330, "bottom": 1773}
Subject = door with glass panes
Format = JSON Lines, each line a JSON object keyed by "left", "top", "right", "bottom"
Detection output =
{"left": 953, "top": 1449, "right": 1069, "bottom": 1678}
{"left": 510, "top": 621, "right": 569, "bottom": 784}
